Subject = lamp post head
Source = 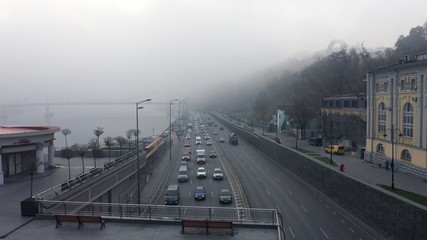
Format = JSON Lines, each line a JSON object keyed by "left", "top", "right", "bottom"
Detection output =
{"left": 383, "top": 133, "right": 387, "bottom": 137}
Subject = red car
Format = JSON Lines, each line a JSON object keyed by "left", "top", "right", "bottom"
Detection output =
{"left": 184, "top": 147, "right": 192, "bottom": 154}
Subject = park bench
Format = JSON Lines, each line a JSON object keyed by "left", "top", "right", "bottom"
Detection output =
{"left": 181, "top": 219, "right": 233, "bottom": 236}
{"left": 55, "top": 215, "right": 105, "bottom": 230}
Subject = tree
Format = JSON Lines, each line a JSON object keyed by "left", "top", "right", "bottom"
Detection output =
{"left": 72, "top": 144, "right": 87, "bottom": 173}
{"left": 126, "top": 129, "right": 134, "bottom": 151}
{"left": 93, "top": 127, "right": 104, "bottom": 148}
{"left": 61, "top": 147, "right": 74, "bottom": 180}
{"left": 87, "top": 138, "right": 99, "bottom": 168}
{"left": 103, "top": 136, "right": 115, "bottom": 161}
{"left": 61, "top": 128, "right": 71, "bottom": 148}
{"left": 114, "top": 136, "right": 127, "bottom": 156}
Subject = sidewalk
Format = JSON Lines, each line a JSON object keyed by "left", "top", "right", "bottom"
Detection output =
{"left": 249, "top": 125, "right": 427, "bottom": 198}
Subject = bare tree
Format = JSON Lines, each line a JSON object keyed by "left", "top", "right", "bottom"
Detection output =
{"left": 61, "top": 147, "right": 74, "bottom": 180}
{"left": 93, "top": 127, "right": 104, "bottom": 148}
{"left": 72, "top": 144, "right": 87, "bottom": 173}
{"left": 61, "top": 128, "right": 71, "bottom": 148}
{"left": 87, "top": 138, "right": 99, "bottom": 168}
{"left": 103, "top": 136, "right": 115, "bottom": 161}
{"left": 126, "top": 129, "right": 134, "bottom": 151}
{"left": 114, "top": 136, "right": 127, "bottom": 156}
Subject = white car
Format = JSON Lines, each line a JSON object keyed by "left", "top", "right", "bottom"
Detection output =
{"left": 196, "top": 167, "right": 207, "bottom": 178}
{"left": 212, "top": 168, "right": 223, "bottom": 180}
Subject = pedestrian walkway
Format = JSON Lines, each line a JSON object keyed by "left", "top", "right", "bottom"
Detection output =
{"left": 247, "top": 123, "right": 427, "bottom": 198}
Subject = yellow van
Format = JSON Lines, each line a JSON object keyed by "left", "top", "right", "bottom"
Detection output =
{"left": 325, "top": 145, "right": 345, "bottom": 155}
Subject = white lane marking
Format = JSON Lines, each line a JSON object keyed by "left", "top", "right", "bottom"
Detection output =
{"left": 188, "top": 192, "right": 191, "bottom": 197}
{"left": 319, "top": 227, "right": 330, "bottom": 239}
{"left": 256, "top": 177, "right": 261, "bottom": 182}
{"left": 300, "top": 204, "right": 307, "bottom": 213}
{"left": 274, "top": 177, "right": 280, "bottom": 183}
{"left": 211, "top": 192, "right": 214, "bottom": 198}
{"left": 287, "top": 189, "right": 293, "bottom": 196}
{"left": 340, "top": 219, "right": 345, "bottom": 224}
{"left": 190, "top": 179, "right": 193, "bottom": 184}
{"left": 332, "top": 211, "right": 337, "bottom": 216}
{"left": 266, "top": 190, "right": 271, "bottom": 196}
{"left": 275, "top": 204, "right": 282, "bottom": 213}
{"left": 325, "top": 205, "right": 330, "bottom": 209}
{"left": 289, "top": 226, "right": 296, "bottom": 238}
{"left": 349, "top": 228, "right": 355, "bottom": 233}
{"left": 209, "top": 179, "right": 212, "bottom": 184}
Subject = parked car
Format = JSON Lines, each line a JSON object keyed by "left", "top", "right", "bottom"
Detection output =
{"left": 325, "top": 145, "right": 345, "bottom": 155}
{"left": 220, "top": 127, "right": 224, "bottom": 130}
{"left": 194, "top": 186, "right": 206, "bottom": 200}
{"left": 219, "top": 189, "right": 232, "bottom": 204}
{"left": 219, "top": 137, "right": 225, "bottom": 143}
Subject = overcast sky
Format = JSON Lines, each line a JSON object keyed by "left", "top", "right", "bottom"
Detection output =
{"left": 1, "top": 0, "right": 426, "bottom": 105}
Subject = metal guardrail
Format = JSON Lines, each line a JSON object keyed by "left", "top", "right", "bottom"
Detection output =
{"left": 33, "top": 149, "right": 138, "bottom": 200}
{"left": 36, "top": 200, "right": 278, "bottom": 225}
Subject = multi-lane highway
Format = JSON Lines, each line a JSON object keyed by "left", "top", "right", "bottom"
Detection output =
{"left": 157, "top": 113, "right": 378, "bottom": 239}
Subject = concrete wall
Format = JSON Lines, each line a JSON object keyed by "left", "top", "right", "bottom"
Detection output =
{"left": 217, "top": 116, "right": 427, "bottom": 240}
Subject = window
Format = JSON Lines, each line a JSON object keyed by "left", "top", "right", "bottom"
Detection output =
{"left": 410, "top": 79, "right": 416, "bottom": 91}
{"left": 401, "top": 149, "right": 411, "bottom": 161}
{"left": 378, "top": 103, "right": 386, "bottom": 133}
{"left": 376, "top": 144, "right": 384, "bottom": 153}
{"left": 335, "top": 100, "right": 340, "bottom": 107}
{"left": 375, "top": 83, "right": 379, "bottom": 92}
{"left": 383, "top": 82, "right": 388, "bottom": 92}
{"left": 351, "top": 100, "right": 357, "bottom": 107}
{"left": 402, "top": 103, "right": 413, "bottom": 137}
{"left": 400, "top": 80, "right": 405, "bottom": 90}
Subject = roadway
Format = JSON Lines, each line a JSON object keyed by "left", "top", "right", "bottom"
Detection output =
{"left": 204, "top": 114, "right": 377, "bottom": 240}
{"left": 154, "top": 118, "right": 235, "bottom": 209}
{"left": 152, "top": 113, "right": 377, "bottom": 239}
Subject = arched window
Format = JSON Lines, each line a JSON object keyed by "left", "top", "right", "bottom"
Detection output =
{"left": 376, "top": 144, "right": 384, "bottom": 153}
{"left": 401, "top": 149, "right": 411, "bottom": 161}
{"left": 402, "top": 103, "right": 413, "bottom": 137}
{"left": 378, "top": 103, "right": 386, "bottom": 133}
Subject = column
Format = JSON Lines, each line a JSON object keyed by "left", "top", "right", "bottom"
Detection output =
{"left": 48, "top": 141, "right": 55, "bottom": 167}
{"left": 0, "top": 148, "right": 4, "bottom": 185}
{"left": 36, "top": 143, "right": 44, "bottom": 173}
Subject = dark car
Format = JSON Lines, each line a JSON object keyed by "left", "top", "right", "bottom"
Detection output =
{"left": 194, "top": 186, "right": 206, "bottom": 200}
{"left": 219, "top": 127, "right": 224, "bottom": 130}
{"left": 219, "top": 189, "right": 232, "bottom": 204}
{"left": 209, "top": 150, "right": 217, "bottom": 158}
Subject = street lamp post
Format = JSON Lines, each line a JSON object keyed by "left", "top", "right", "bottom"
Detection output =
{"left": 169, "top": 99, "right": 178, "bottom": 162}
{"left": 383, "top": 124, "right": 402, "bottom": 189}
{"left": 136, "top": 98, "right": 151, "bottom": 206}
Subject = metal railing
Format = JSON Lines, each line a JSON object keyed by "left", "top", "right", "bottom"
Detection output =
{"left": 33, "top": 149, "right": 138, "bottom": 200}
{"left": 36, "top": 200, "right": 278, "bottom": 225}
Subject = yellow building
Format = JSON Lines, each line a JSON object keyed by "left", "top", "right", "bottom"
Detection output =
{"left": 365, "top": 53, "right": 427, "bottom": 178}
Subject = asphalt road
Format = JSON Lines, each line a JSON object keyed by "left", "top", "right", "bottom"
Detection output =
{"left": 155, "top": 121, "right": 235, "bottom": 208}
{"left": 205, "top": 114, "right": 378, "bottom": 240}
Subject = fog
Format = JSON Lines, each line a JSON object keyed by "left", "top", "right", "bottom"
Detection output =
{"left": 1, "top": 0, "right": 426, "bottom": 146}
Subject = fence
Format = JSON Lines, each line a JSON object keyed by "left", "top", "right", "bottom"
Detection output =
{"left": 36, "top": 200, "right": 278, "bottom": 225}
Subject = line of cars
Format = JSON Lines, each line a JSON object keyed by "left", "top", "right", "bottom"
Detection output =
{"left": 165, "top": 116, "right": 232, "bottom": 205}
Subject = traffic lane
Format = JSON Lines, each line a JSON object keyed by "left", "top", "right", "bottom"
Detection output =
{"left": 225, "top": 136, "right": 376, "bottom": 240}
{"left": 222, "top": 143, "right": 321, "bottom": 239}
{"left": 165, "top": 143, "right": 233, "bottom": 208}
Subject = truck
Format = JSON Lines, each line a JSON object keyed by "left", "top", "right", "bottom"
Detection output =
{"left": 229, "top": 133, "right": 238, "bottom": 145}
{"left": 196, "top": 149, "right": 206, "bottom": 164}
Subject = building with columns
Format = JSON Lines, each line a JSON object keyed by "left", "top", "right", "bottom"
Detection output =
{"left": 0, "top": 126, "right": 60, "bottom": 185}
{"left": 365, "top": 53, "right": 427, "bottom": 178}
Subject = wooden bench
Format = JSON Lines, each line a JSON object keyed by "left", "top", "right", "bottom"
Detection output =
{"left": 55, "top": 215, "right": 105, "bottom": 230}
{"left": 181, "top": 220, "right": 233, "bottom": 236}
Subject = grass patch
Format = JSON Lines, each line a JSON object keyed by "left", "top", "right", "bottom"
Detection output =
{"left": 295, "top": 148, "right": 313, "bottom": 154}
{"left": 377, "top": 184, "right": 427, "bottom": 207}
{"left": 308, "top": 153, "right": 321, "bottom": 156}
{"left": 314, "top": 156, "right": 338, "bottom": 167}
